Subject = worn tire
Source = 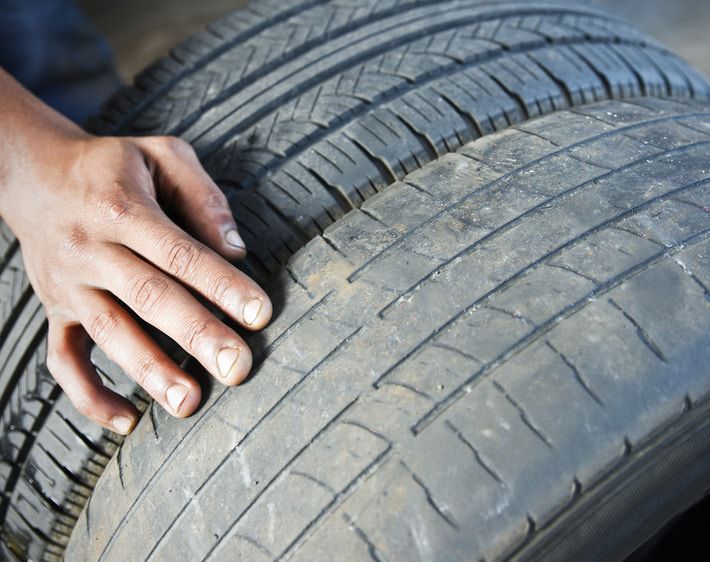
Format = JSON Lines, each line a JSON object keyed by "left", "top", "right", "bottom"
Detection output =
{"left": 1, "top": 0, "right": 709, "bottom": 559}
{"left": 65, "top": 97, "right": 710, "bottom": 561}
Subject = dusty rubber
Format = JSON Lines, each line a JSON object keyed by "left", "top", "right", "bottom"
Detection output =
{"left": 63, "top": 97, "right": 710, "bottom": 561}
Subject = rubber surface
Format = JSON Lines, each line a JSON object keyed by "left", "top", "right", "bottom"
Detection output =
{"left": 1, "top": 0, "right": 709, "bottom": 558}
{"left": 64, "top": 97, "right": 710, "bottom": 561}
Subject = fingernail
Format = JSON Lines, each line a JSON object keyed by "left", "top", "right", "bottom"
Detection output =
{"left": 111, "top": 416, "right": 134, "bottom": 435}
{"left": 225, "top": 229, "right": 246, "bottom": 251}
{"left": 217, "top": 347, "right": 240, "bottom": 379}
{"left": 166, "top": 384, "right": 189, "bottom": 414}
{"left": 243, "top": 298, "right": 263, "bottom": 326}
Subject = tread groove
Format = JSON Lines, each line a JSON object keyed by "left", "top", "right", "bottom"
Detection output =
{"left": 445, "top": 420, "right": 507, "bottom": 486}
{"left": 408, "top": 465, "right": 459, "bottom": 529}
{"left": 374, "top": 136, "right": 710, "bottom": 312}
{"left": 491, "top": 380, "right": 553, "bottom": 448}
{"left": 199, "top": 398, "right": 360, "bottom": 560}
{"left": 194, "top": 7, "right": 631, "bottom": 157}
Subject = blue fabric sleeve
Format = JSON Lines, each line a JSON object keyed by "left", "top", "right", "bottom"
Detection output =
{"left": 0, "top": 0, "right": 121, "bottom": 123}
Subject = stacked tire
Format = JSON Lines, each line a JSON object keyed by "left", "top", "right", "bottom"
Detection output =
{"left": 0, "top": 1, "right": 708, "bottom": 560}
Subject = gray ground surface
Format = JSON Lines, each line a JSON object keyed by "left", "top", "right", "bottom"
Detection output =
{"left": 80, "top": 0, "right": 709, "bottom": 82}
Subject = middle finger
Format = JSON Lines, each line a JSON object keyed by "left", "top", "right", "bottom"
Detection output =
{"left": 93, "top": 243, "right": 253, "bottom": 385}
{"left": 110, "top": 207, "right": 272, "bottom": 330}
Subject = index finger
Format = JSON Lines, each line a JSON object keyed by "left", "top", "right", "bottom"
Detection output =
{"left": 113, "top": 205, "right": 272, "bottom": 331}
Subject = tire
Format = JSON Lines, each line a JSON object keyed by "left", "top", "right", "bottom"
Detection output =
{"left": 61, "top": 96, "right": 710, "bottom": 561}
{"left": 0, "top": 0, "right": 708, "bottom": 559}
{"left": 89, "top": 0, "right": 710, "bottom": 278}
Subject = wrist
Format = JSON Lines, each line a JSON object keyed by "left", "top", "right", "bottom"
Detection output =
{"left": 0, "top": 68, "right": 92, "bottom": 222}
{"left": 0, "top": 129, "right": 93, "bottom": 239}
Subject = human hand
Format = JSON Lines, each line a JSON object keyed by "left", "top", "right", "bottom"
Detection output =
{"left": 1, "top": 127, "right": 272, "bottom": 435}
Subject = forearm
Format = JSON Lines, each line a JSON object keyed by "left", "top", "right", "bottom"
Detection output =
{"left": 0, "top": 67, "right": 88, "bottom": 221}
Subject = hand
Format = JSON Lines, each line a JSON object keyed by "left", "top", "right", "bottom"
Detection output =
{"left": 0, "top": 77, "right": 272, "bottom": 434}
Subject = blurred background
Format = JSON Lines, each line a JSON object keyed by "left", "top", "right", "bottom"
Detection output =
{"left": 79, "top": 0, "right": 710, "bottom": 83}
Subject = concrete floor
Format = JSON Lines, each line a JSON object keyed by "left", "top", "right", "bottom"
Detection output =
{"left": 80, "top": 0, "right": 709, "bottom": 82}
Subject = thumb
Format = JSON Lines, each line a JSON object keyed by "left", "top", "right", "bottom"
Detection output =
{"left": 136, "top": 136, "right": 247, "bottom": 260}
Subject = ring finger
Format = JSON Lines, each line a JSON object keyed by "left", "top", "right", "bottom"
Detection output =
{"left": 70, "top": 288, "right": 202, "bottom": 417}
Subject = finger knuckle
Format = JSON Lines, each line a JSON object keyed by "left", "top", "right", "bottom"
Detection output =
{"left": 202, "top": 191, "right": 229, "bottom": 211}
{"left": 209, "top": 274, "right": 236, "bottom": 304}
{"left": 46, "top": 331, "right": 72, "bottom": 374}
{"left": 91, "top": 189, "right": 148, "bottom": 233}
{"left": 103, "top": 194, "right": 135, "bottom": 225}
{"left": 133, "top": 357, "right": 159, "bottom": 387}
{"left": 161, "top": 136, "right": 193, "bottom": 157}
{"left": 88, "top": 309, "right": 119, "bottom": 346}
{"left": 45, "top": 348, "right": 63, "bottom": 378}
{"left": 72, "top": 392, "right": 99, "bottom": 418}
{"left": 61, "top": 224, "right": 89, "bottom": 259}
{"left": 182, "top": 318, "right": 212, "bottom": 354}
{"left": 166, "top": 239, "right": 203, "bottom": 279}
{"left": 128, "top": 274, "right": 169, "bottom": 314}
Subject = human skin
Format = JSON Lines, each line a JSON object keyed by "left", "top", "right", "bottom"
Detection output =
{"left": 0, "top": 68, "right": 272, "bottom": 435}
